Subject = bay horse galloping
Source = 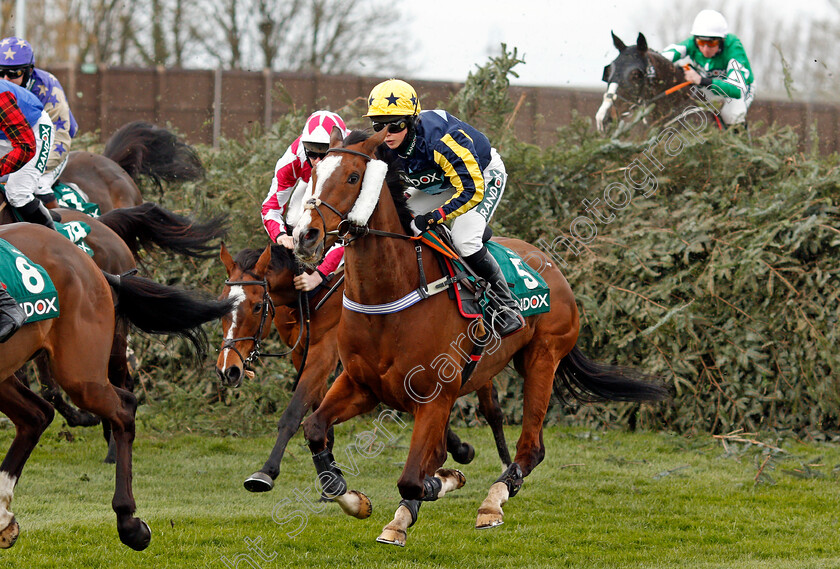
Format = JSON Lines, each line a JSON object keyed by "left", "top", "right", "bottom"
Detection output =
{"left": 61, "top": 122, "right": 204, "bottom": 213}
{"left": 0, "top": 223, "right": 233, "bottom": 550}
{"left": 1, "top": 200, "right": 227, "bottom": 446}
{"left": 596, "top": 32, "right": 716, "bottom": 133}
{"left": 294, "top": 129, "right": 669, "bottom": 546}
{"left": 215, "top": 243, "right": 512, "bottom": 493}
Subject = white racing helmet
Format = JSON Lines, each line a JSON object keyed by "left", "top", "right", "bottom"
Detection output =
{"left": 690, "top": 10, "right": 728, "bottom": 39}
{"left": 300, "top": 110, "right": 348, "bottom": 151}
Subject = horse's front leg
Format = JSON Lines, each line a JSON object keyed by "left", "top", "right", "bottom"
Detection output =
{"left": 302, "top": 372, "right": 377, "bottom": 519}
{"left": 245, "top": 343, "right": 336, "bottom": 492}
{"left": 0, "top": 377, "right": 56, "bottom": 548}
{"left": 378, "top": 399, "right": 465, "bottom": 547}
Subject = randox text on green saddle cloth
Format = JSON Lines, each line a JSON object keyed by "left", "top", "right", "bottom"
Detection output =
{"left": 0, "top": 238, "right": 59, "bottom": 323}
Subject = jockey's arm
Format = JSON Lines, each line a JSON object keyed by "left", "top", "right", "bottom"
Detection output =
{"left": 43, "top": 83, "right": 73, "bottom": 170}
{"left": 0, "top": 91, "right": 36, "bottom": 177}
{"left": 431, "top": 133, "right": 485, "bottom": 222}
{"left": 261, "top": 145, "right": 305, "bottom": 243}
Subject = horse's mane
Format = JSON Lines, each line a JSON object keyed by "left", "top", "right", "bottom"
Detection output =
{"left": 343, "top": 130, "right": 414, "bottom": 233}
{"left": 234, "top": 244, "right": 296, "bottom": 273}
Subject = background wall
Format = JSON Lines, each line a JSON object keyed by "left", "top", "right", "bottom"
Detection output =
{"left": 48, "top": 65, "right": 840, "bottom": 155}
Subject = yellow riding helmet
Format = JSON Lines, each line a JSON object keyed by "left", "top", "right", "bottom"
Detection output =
{"left": 364, "top": 79, "right": 421, "bottom": 118}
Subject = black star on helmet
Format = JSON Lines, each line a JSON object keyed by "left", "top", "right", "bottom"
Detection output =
{"left": 368, "top": 96, "right": 374, "bottom": 106}
{"left": 410, "top": 95, "right": 417, "bottom": 108}
{"left": 385, "top": 92, "right": 399, "bottom": 106}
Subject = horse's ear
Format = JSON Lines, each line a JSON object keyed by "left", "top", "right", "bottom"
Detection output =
{"left": 612, "top": 31, "right": 626, "bottom": 51}
{"left": 329, "top": 126, "right": 343, "bottom": 148}
{"left": 363, "top": 127, "right": 388, "bottom": 157}
{"left": 220, "top": 242, "right": 235, "bottom": 277}
{"left": 254, "top": 245, "right": 272, "bottom": 277}
{"left": 637, "top": 33, "right": 648, "bottom": 53}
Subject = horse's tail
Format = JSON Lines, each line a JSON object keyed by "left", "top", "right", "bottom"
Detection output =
{"left": 103, "top": 121, "right": 205, "bottom": 190}
{"left": 103, "top": 272, "right": 234, "bottom": 358}
{"left": 553, "top": 345, "right": 670, "bottom": 403}
{"left": 98, "top": 202, "right": 228, "bottom": 259}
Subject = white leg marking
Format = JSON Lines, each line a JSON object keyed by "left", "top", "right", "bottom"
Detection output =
{"left": 596, "top": 82, "right": 619, "bottom": 132}
{"left": 0, "top": 472, "right": 18, "bottom": 529}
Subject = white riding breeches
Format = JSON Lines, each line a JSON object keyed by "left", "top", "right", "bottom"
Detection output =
{"left": 0, "top": 111, "right": 55, "bottom": 207}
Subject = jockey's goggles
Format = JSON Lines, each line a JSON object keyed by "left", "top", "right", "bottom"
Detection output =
{"left": 694, "top": 37, "right": 721, "bottom": 49}
{"left": 305, "top": 149, "right": 327, "bottom": 161}
{"left": 372, "top": 118, "right": 409, "bottom": 134}
{"left": 0, "top": 68, "right": 26, "bottom": 80}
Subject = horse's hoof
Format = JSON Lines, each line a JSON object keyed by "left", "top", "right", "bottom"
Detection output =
{"left": 452, "top": 443, "right": 475, "bottom": 464}
{"left": 119, "top": 518, "right": 151, "bottom": 551}
{"left": 436, "top": 468, "right": 466, "bottom": 489}
{"left": 336, "top": 490, "right": 372, "bottom": 519}
{"left": 376, "top": 526, "right": 406, "bottom": 547}
{"left": 476, "top": 508, "right": 504, "bottom": 530}
{"left": 0, "top": 517, "right": 19, "bottom": 548}
{"left": 244, "top": 472, "right": 274, "bottom": 493}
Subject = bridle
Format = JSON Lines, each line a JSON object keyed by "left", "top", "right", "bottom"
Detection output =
{"left": 302, "top": 147, "right": 414, "bottom": 253}
{"left": 221, "top": 267, "right": 312, "bottom": 389}
{"left": 606, "top": 52, "right": 692, "bottom": 116}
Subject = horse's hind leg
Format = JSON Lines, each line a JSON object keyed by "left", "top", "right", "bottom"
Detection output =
{"left": 0, "top": 377, "right": 56, "bottom": 548}
{"left": 102, "top": 331, "right": 134, "bottom": 464}
{"left": 477, "top": 382, "right": 511, "bottom": 467}
{"left": 54, "top": 329, "right": 150, "bottom": 551}
{"left": 33, "top": 353, "right": 101, "bottom": 428}
{"left": 62, "top": 378, "right": 150, "bottom": 551}
{"left": 445, "top": 425, "right": 475, "bottom": 464}
{"left": 476, "top": 356, "right": 556, "bottom": 529}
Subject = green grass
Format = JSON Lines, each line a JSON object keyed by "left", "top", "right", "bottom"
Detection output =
{"left": 1, "top": 417, "right": 840, "bottom": 568}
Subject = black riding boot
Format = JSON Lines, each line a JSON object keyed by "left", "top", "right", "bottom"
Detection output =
{"left": 465, "top": 246, "right": 525, "bottom": 338}
{"left": 15, "top": 198, "right": 56, "bottom": 230}
{"left": 0, "top": 286, "right": 26, "bottom": 343}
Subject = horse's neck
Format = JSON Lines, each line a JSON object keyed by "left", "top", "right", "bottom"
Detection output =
{"left": 342, "top": 188, "right": 421, "bottom": 304}
{"left": 267, "top": 270, "right": 298, "bottom": 308}
{"left": 650, "top": 52, "right": 685, "bottom": 88}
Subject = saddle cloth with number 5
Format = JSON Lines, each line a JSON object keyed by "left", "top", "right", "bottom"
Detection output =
{"left": 444, "top": 240, "right": 551, "bottom": 319}
{"left": 0, "top": 238, "right": 59, "bottom": 323}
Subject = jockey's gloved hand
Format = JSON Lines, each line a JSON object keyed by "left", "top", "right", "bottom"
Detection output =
{"left": 409, "top": 211, "right": 442, "bottom": 236}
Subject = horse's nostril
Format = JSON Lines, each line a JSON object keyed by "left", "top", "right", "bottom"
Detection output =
{"left": 303, "top": 228, "right": 319, "bottom": 244}
{"left": 223, "top": 366, "right": 242, "bottom": 387}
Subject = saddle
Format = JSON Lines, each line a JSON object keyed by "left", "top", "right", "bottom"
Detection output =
{"left": 426, "top": 225, "right": 551, "bottom": 322}
{"left": 0, "top": 186, "right": 96, "bottom": 257}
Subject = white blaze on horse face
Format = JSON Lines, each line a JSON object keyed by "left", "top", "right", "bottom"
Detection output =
{"left": 0, "top": 472, "right": 16, "bottom": 529}
{"left": 221, "top": 286, "right": 246, "bottom": 369}
{"left": 295, "top": 156, "right": 342, "bottom": 238}
{"left": 596, "top": 82, "right": 619, "bottom": 132}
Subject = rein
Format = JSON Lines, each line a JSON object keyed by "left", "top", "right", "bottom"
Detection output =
{"left": 221, "top": 270, "right": 311, "bottom": 389}
{"left": 306, "top": 146, "right": 416, "bottom": 246}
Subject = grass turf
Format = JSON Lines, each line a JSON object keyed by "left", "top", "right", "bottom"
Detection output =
{"left": 0, "top": 417, "right": 839, "bottom": 568}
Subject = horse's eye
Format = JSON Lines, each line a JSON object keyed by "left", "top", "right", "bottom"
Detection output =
{"left": 348, "top": 173, "right": 360, "bottom": 184}
{"left": 253, "top": 302, "right": 263, "bottom": 314}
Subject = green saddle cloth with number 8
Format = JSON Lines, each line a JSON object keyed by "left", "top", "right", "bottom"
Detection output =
{"left": 0, "top": 238, "right": 59, "bottom": 323}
